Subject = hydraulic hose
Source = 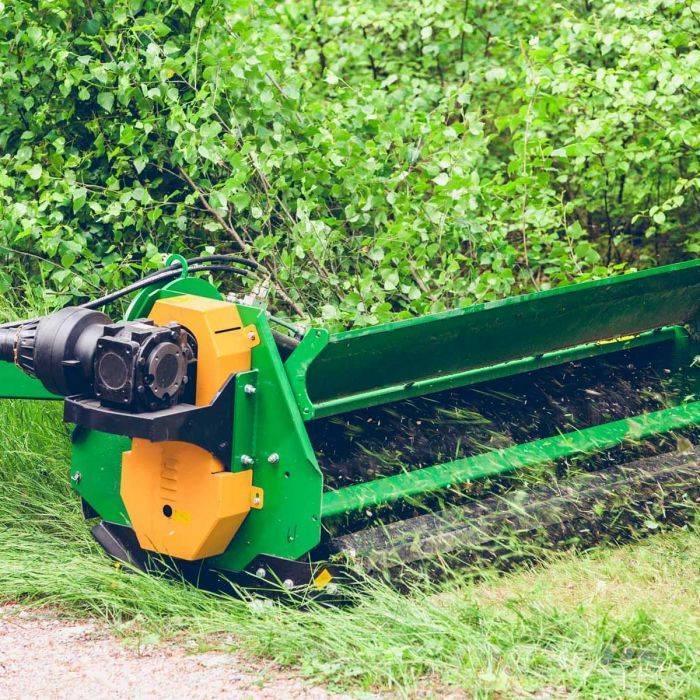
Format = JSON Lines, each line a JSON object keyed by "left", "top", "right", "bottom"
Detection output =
{"left": 81, "top": 263, "right": 254, "bottom": 310}
{"left": 0, "top": 261, "right": 257, "bottom": 329}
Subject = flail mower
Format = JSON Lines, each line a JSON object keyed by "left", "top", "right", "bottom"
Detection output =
{"left": 0, "top": 255, "right": 698, "bottom": 594}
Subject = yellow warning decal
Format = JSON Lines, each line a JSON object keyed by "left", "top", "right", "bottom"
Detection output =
{"left": 313, "top": 568, "right": 333, "bottom": 590}
{"left": 595, "top": 334, "right": 635, "bottom": 346}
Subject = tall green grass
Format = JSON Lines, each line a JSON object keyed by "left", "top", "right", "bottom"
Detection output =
{"left": 0, "top": 397, "right": 698, "bottom": 697}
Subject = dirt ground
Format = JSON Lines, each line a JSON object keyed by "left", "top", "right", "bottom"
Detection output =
{"left": 0, "top": 604, "right": 346, "bottom": 699}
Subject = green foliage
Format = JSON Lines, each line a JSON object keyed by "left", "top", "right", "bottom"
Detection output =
{"left": 0, "top": 0, "right": 698, "bottom": 323}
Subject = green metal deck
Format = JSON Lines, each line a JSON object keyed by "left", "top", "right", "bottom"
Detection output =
{"left": 286, "top": 260, "right": 700, "bottom": 419}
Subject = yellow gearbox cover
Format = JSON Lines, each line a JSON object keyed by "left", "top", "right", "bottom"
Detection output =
{"left": 147, "top": 294, "right": 259, "bottom": 405}
{"left": 119, "top": 295, "right": 262, "bottom": 561}
{"left": 122, "top": 440, "right": 262, "bottom": 561}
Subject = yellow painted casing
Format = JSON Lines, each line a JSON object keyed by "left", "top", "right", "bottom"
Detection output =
{"left": 120, "top": 295, "right": 262, "bottom": 561}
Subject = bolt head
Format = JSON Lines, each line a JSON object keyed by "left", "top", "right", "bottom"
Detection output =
{"left": 267, "top": 452, "right": 280, "bottom": 464}
{"left": 244, "top": 384, "right": 256, "bottom": 395}
{"left": 255, "top": 567, "right": 266, "bottom": 578}
{"left": 240, "top": 454, "right": 254, "bottom": 466}
{"left": 283, "top": 578, "right": 294, "bottom": 589}
{"left": 247, "top": 332, "right": 256, "bottom": 341}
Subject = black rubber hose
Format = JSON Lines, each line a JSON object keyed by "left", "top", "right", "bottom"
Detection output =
{"left": 0, "top": 261, "right": 259, "bottom": 329}
{"left": 140, "top": 254, "right": 265, "bottom": 281}
{"left": 81, "top": 264, "right": 254, "bottom": 310}
{"left": 185, "top": 254, "right": 264, "bottom": 271}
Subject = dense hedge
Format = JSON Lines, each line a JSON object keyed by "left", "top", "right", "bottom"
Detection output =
{"left": 0, "top": 1, "right": 698, "bottom": 323}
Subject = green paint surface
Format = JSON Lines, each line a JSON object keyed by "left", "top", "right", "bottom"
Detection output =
{"left": 74, "top": 278, "right": 323, "bottom": 572}
{"left": 288, "top": 260, "right": 700, "bottom": 418}
{"left": 211, "top": 304, "right": 323, "bottom": 572}
{"left": 321, "top": 401, "right": 700, "bottom": 518}
{"left": 71, "top": 428, "right": 131, "bottom": 525}
{"left": 0, "top": 363, "right": 60, "bottom": 400}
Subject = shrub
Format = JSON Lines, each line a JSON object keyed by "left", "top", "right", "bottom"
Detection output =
{"left": 0, "top": 0, "right": 698, "bottom": 323}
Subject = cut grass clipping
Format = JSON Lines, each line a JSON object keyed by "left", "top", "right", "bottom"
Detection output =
{"left": 0, "top": 402, "right": 698, "bottom": 695}
{"left": 0, "top": 297, "right": 698, "bottom": 695}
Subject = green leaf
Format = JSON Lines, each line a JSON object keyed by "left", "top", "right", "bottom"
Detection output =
{"left": 27, "top": 164, "right": 43, "bottom": 180}
{"left": 97, "top": 92, "right": 114, "bottom": 112}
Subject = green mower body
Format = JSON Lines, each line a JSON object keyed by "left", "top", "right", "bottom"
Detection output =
{"left": 0, "top": 260, "right": 698, "bottom": 590}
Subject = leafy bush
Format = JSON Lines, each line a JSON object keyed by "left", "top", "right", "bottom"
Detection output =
{"left": 0, "top": 0, "right": 698, "bottom": 324}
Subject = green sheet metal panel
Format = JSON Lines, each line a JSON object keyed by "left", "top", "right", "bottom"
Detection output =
{"left": 211, "top": 304, "right": 323, "bottom": 572}
{"left": 292, "top": 260, "right": 700, "bottom": 412}
{"left": 322, "top": 400, "right": 700, "bottom": 517}
{"left": 71, "top": 429, "right": 132, "bottom": 525}
{"left": 303, "top": 326, "right": 685, "bottom": 419}
{"left": 73, "top": 278, "right": 323, "bottom": 572}
{"left": 0, "top": 362, "right": 60, "bottom": 400}
{"left": 125, "top": 275, "right": 223, "bottom": 318}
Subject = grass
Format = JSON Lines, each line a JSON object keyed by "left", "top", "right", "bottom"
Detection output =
{"left": 0, "top": 398, "right": 698, "bottom": 698}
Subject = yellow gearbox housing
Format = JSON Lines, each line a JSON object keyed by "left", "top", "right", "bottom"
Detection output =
{"left": 120, "top": 295, "right": 263, "bottom": 561}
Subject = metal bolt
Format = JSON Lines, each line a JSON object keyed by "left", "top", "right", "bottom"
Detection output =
{"left": 283, "top": 578, "right": 294, "bottom": 589}
{"left": 71, "top": 472, "right": 82, "bottom": 484}
{"left": 240, "top": 454, "right": 254, "bottom": 466}
{"left": 247, "top": 331, "right": 256, "bottom": 341}
{"left": 244, "top": 384, "right": 256, "bottom": 395}
{"left": 252, "top": 496, "right": 261, "bottom": 506}
{"left": 255, "top": 567, "right": 266, "bottom": 578}
{"left": 267, "top": 452, "right": 280, "bottom": 464}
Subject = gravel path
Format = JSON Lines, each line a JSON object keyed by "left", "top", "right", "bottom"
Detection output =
{"left": 0, "top": 605, "right": 345, "bottom": 699}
